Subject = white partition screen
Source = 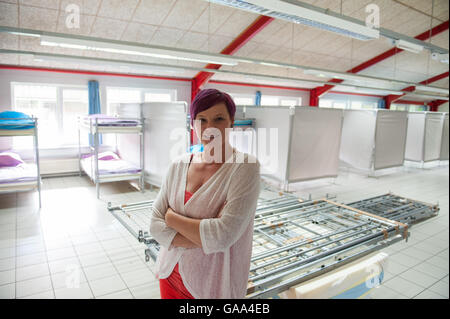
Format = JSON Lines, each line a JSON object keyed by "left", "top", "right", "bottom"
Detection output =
{"left": 288, "top": 107, "right": 343, "bottom": 181}
{"left": 424, "top": 113, "right": 445, "bottom": 162}
{"left": 340, "top": 110, "right": 377, "bottom": 170}
{"left": 440, "top": 113, "right": 449, "bottom": 160}
{"left": 245, "top": 106, "right": 292, "bottom": 183}
{"left": 405, "top": 112, "right": 446, "bottom": 163}
{"left": 117, "top": 102, "right": 189, "bottom": 187}
{"left": 405, "top": 113, "right": 426, "bottom": 162}
{"left": 374, "top": 110, "right": 408, "bottom": 170}
{"left": 340, "top": 109, "right": 408, "bottom": 171}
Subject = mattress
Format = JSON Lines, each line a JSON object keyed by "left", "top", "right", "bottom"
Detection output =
{"left": 80, "top": 157, "right": 141, "bottom": 179}
{"left": 83, "top": 115, "right": 139, "bottom": 127}
{"left": 279, "top": 252, "right": 388, "bottom": 299}
{"left": 0, "top": 111, "right": 35, "bottom": 130}
{"left": 0, "top": 163, "right": 38, "bottom": 184}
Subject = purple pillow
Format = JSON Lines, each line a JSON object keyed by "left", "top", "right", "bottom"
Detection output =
{"left": 0, "top": 152, "right": 24, "bottom": 167}
{"left": 82, "top": 151, "right": 119, "bottom": 161}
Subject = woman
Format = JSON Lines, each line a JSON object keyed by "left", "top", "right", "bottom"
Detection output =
{"left": 149, "top": 88, "right": 260, "bottom": 299}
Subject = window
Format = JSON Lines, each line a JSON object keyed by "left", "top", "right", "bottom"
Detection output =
{"left": 144, "top": 93, "right": 172, "bottom": 102}
{"left": 260, "top": 96, "right": 279, "bottom": 106}
{"left": 233, "top": 97, "right": 254, "bottom": 105}
{"left": 280, "top": 98, "right": 302, "bottom": 107}
{"left": 230, "top": 93, "right": 301, "bottom": 106}
{"left": 12, "top": 83, "right": 88, "bottom": 148}
{"left": 351, "top": 101, "right": 377, "bottom": 110}
{"left": 391, "top": 104, "right": 427, "bottom": 112}
{"left": 332, "top": 101, "right": 347, "bottom": 109}
{"left": 106, "top": 87, "right": 176, "bottom": 115}
{"left": 319, "top": 99, "right": 333, "bottom": 108}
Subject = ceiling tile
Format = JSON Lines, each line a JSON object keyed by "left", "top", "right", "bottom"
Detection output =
{"left": 0, "top": 33, "right": 19, "bottom": 49}
{"left": 89, "top": 17, "right": 128, "bottom": 40}
{"left": 0, "top": 2, "right": 18, "bottom": 27}
{"left": 132, "top": 0, "right": 176, "bottom": 26}
{"left": 245, "top": 43, "right": 278, "bottom": 60}
{"left": 162, "top": 0, "right": 207, "bottom": 31}
{"left": 199, "top": 34, "right": 235, "bottom": 54}
{"left": 59, "top": 0, "right": 101, "bottom": 15}
{"left": 19, "top": 0, "right": 60, "bottom": 10}
{"left": 121, "top": 22, "right": 158, "bottom": 44}
{"left": 97, "top": 0, "right": 139, "bottom": 21}
{"left": 148, "top": 26, "right": 185, "bottom": 47}
{"left": 249, "top": 19, "right": 288, "bottom": 44}
{"left": 56, "top": 12, "right": 95, "bottom": 36}
{"left": 175, "top": 31, "right": 208, "bottom": 51}
{"left": 430, "top": 78, "right": 449, "bottom": 89}
{"left": 19, "top": 5, "right": 58, "bottom": 31}
{"left": 190, "top": 2, "right": 235, "bottom": 35}
{"left": 214, "top": 11, "right": 259, "bottom": 38}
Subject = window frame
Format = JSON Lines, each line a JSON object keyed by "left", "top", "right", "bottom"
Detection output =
{"left": 11, "top": 82, "right": 89, "bottom": 149}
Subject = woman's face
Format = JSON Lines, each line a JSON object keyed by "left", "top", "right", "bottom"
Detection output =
{"left": 194, "top": 102, "right": 234, "bottom": 146}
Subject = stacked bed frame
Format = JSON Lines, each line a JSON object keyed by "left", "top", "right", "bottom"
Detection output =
{"left": 107, "top": 190, "right": 438, "bottom": 298}
{"left": 78, "top": 116, "right": 145, "bottom": 198}
{"left": 0, "top": 116, "right": 41, "bottom": 207}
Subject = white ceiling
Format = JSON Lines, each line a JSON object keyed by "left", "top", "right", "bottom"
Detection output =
{"left": 0, "top": 0, "right": 448, "bottom": 93}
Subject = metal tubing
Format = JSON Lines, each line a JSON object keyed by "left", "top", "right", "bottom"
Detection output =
{"left": 249, "top": 224, "right": 378, "bottom": 274}
{"left": 252, "top": 221, "right": 371, "bottom": 261}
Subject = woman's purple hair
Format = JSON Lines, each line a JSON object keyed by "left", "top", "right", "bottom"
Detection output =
{"left": 190, "top": 89, "right": 236, "bottom": 125}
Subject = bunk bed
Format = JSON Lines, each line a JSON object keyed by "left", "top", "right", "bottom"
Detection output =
{"left": 78, "top": 114, "right": 144, "bottom": 198}
{"left": 0, "top": 111, "right": 42, "bottom": 207}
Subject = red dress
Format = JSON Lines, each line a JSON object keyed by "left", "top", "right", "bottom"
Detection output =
{"left": 159, "top": 190, "right": 195, "bottom": 299}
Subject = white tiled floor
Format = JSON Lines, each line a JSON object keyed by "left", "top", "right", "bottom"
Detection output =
{"left": 0, "top": 163, "right": 448, "bottom": 299}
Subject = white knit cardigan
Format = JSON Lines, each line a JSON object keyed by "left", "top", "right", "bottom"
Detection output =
{"left": 149, "top": 151, "right": 260, "bottom": 299}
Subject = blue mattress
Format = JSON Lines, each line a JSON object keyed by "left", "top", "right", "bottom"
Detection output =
{"left": 234, "top": 119, "right": 253, "bottom": 126}
{"left": 0, "top": 111, "right": 35, "bottom": 130}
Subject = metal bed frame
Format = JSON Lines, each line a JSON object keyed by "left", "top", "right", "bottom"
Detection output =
{"left": 78, "top": 116, "right": 145, "bottom": 198}
{"left": 347, "top": 193, "right": 439, "bottom": 226}
{"left": 107, "top": 193, "right": 409, "bottom": 299}
{"left": 0, "top": 117, "right": 42, "bottom": 208}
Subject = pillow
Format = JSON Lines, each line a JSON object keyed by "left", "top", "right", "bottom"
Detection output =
{"left": 0, "top": 151, "right": 24, "bottom": 167}
{"left": 99, "top": 151, "right": 120, "bottom": 160}
{"left": 82, "top": 151, "right": 120, "bottom": 161}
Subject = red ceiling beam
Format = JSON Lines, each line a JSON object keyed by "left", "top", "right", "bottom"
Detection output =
{"left": 384, "top": 71, "right": 449, "bottom": 109}
{"left": 191, "top": 15, "right": 274, "bottom": 100}
{"left": 309, "top": 20, "right": 449, "bottom": 105}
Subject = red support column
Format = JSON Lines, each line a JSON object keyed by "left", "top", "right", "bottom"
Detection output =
{"left": 429, "top": 100, "right": 448, "bottom": 112}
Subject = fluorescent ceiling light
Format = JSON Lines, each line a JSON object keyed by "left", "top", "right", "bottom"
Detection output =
{"left": 40, "top": 35, "right": 238, "bottom": 66}
{"left": 394, "top": 39, "right": 423, "bottom": 54}
{"left": 415, "top": 85, "right": 449, "bottom": 95}
{"left": 208, "top": 0, "right": 379, "bottom": 40}
{"left": 33, "top": 54, "right": 183, "bottom": 74}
